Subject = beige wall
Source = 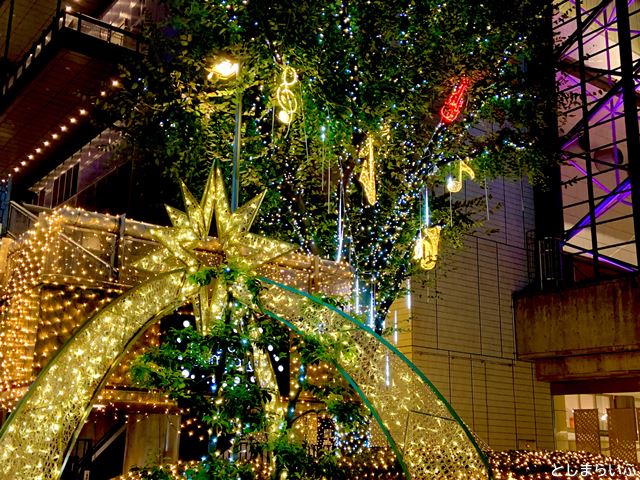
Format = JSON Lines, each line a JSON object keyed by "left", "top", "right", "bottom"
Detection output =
{"left": 391, "top": 178, "right": 555, "bottom": 451}
{"left": 123, "top": 414, "right": 180, "bottom": 471}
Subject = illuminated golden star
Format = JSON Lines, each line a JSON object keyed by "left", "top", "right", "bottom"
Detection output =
{"left": 136, "top": 166, "right": 296, "bottom": 332}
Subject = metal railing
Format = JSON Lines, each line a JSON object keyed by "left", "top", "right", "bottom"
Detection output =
{"left": 60, "top": 12, "right": 142, "bottom": 52}
{"left": 525, "top": 229, "right": 638, "bottom": 290}
{"left": 1, "top": 11, "right": 141, "bottom": 99}
{"left": 3, "top": 202, "right": 353, "bottom": 293}
{"left": 7, "top": 201, "right": 118, "bottom": 280}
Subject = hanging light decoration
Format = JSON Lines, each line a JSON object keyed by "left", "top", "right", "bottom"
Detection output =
{"left": 275, "top": 66, "right": 299, "bottom": 124}
{"left": 413, "top": 225, "right": 442, "bottom": 271}
{"left": 446, "top": 158, "right": 476, "bottom": 193}
{"left": 439, "top": 76, "right": 472, "bottom": 124}
{"left": 358, "top": 136, "right": 377, "bottom": 205}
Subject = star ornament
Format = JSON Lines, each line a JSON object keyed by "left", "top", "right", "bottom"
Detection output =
{"left": 136, "top": 166, "right": 296, "bottom": 332}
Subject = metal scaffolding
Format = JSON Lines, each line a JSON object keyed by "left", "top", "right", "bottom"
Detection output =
{"left": 554, "top": 0, "right": 640, "bottom": 279}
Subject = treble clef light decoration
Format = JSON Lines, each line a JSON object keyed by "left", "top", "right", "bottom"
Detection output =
{"left": 276, "top": 65, "right": 299, "bottom": 124}
{"left": 439, "top": 76, "right": 472, "bottom": 125}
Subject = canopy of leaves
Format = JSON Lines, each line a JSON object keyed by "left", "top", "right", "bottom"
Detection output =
{"left": 102, "top": 0, "right": 555, "bottom": 324}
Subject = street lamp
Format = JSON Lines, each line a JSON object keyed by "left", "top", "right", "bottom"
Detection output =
{"left": 207, "top": 59, "right": 239, "bottom": 80}
{"left": 209, "top": 57, "right": 242, "bottom": 212}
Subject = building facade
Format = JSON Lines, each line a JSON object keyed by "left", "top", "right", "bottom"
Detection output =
{"left": 392, "top": 179, "right": 555, "bottom": 452}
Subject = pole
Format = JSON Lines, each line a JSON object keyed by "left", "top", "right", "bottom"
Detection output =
{"left": 615, "top": 0, "right": 640, "bottom": 268}
{"left": 231, "top": 91, "right": 243, "bottom": 212}
{"left": 575, "top": 0, "right": 600, "bottom": 277}
{"left": 4, "top": 0, "right": 15, "bottom": 65}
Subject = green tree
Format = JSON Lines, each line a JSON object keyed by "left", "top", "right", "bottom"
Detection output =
{"left": 100, "top": 0, "right": 554, "bottom": 329}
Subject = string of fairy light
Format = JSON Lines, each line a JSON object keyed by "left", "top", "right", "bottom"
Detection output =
{"left": 2, "top": 0, "right": 539, "bottom": 331}
{"left": 0, "top": 76, "right": 126, "bottom": 182}
{"left": 0, "top": 164, "right": 491, "bottom": 479}
{"left": 111, "top": 448, "right": 640, "bottom": 480}
{"left": 0, "top": 199, "right": 378, "bottom": 479}
{"left": 195, "top": 0, "right": 538, "bottom": 332}
{"left": 0, "top": 204, "right": 352, "bottom": 412}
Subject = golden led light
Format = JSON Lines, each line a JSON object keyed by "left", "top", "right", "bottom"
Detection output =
{"left": 277, "top": 109, "right": 291, "bottom": 124}
{"left": 136, "top": 165, "right": 295, "bottom": 332}
{"left": 358, "top": 136, "right": 376, "bottom": 205}
{"left": 275, "top": 65, "right": 299, "bottom": 125}
{"left": 0, "top": 167, "right": 486, "bottom": 480}
{"left": 413, "top": 225, "right": 442, "bottom": 270}
{"left": 208, "top": 58, "right": 240, "bottom": 80}
{"left": 79, "top": 109, "right": 87, "bottom": 115}
{"left": 446, "top": 158, "right": 475, "bottom": 193}
{"left": 259, "top": 284, "right": 490, "bottom": 479}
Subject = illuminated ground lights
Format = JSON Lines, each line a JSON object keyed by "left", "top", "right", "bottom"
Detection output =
{"left": 490, "top": 450, "right": 640, "bottom": 480}
{"left": 112, "top": 450, "right": 640, "bottom": 480}
{"left": 113, "top": 448, "right": 403, "bottom": 480}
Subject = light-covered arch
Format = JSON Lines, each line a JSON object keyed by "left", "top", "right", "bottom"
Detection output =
{"left": 258, "top": 277, "right": 492, "bottom": 480}
{"left": 0, "top": 162, "right": 491, "bottom": 479}
{"left": 0, "top": 269, "right": 198, "bottom": 480}
{"left": 0, "top": 269, "right": 491, "bottom": 480}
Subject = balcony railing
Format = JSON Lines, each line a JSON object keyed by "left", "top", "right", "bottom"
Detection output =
{"left": 1, "top": 11, "right": 141, "bottom": 99}
{"left": 525, "top": 231, "right": 638, "bottom": 291}
{"left": 3, "top": 202, "right": 352, "bottom": 291}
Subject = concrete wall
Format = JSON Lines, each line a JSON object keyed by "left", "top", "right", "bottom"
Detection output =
{"left": 515, "top": 273, "right": 640, "bottom": 384}
{"left": 391, "top": 178, "right": 555, "bottom": 451}
{"left": 516, "top": 275, "right": 640, "bottom": 358}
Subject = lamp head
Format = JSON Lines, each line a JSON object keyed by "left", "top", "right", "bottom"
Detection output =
{"left": 208, "top": 59, "right": 240, "bottom": 79}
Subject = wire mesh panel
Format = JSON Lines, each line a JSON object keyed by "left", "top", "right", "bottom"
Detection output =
{"left": 608, "top": 408, "right": 638, "bottom": 463}
{"left": 574, "top": 409, "right": 601, "bottom": 454}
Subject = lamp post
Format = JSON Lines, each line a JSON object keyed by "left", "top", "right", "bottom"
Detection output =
{"left": 209, "top": 59, "right": 242, "bottom": 212}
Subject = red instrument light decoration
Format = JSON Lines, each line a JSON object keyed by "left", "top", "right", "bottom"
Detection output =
{"left": 439, "top": 76, "right": 472, "bottom": 124}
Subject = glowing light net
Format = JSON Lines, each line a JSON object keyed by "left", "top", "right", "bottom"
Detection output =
{"left": 0, "top": 270, "right": 198, "bottom": 480}
{"left": 258, "top": 278, "right": 491, "bottom": 480}
{"left": 0, "top": 197, "right": 489, "bottom": 480}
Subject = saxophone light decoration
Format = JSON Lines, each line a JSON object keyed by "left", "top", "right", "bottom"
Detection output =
{"left": 440, "top": 76, "right": 472, "bottom": 125}
{"left": 413, "top": 225, "right": 442, "bottom": 271}
{"left": 359, "top": 136, "right": 377, "bottom": 205}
